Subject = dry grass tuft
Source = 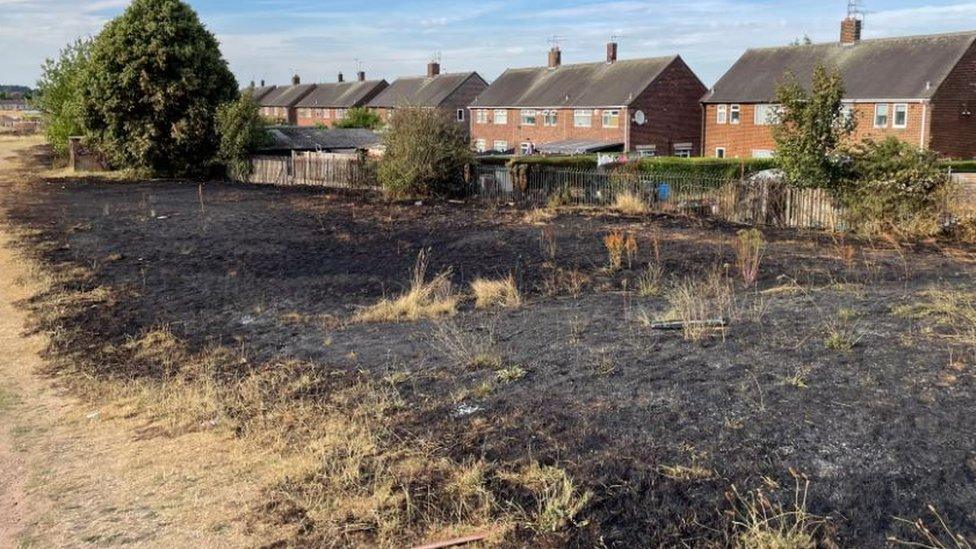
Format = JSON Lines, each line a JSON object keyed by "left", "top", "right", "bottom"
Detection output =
{"left": 354, "top": 249, "right": 458, "bottom": 323}
{"left": 504, "top": 463, "right": 592, "bottom": 533}
{"left": 734, "top": 229, "right": 765, "bottom": 286}
{"left": 728, "top": 472, "right": 825, "bottom": 549}
{"left": 612, "top": 190, "right": 649, "bottom": 215}
{"left": 471, "top": 275, "right": 522, "bottom": 309}
{"left": 663, "top": 270, "right": 735, "bottom": 341}
{"left": 660, "top": 463, "right": 715, "bottom": 481}
{"left": 604, "top": 230, "right": 638, "bottom": 270}
{"left": 524, "top": 208, "right": 555, "bottom": 225}
{"left": 430, "top": 321, "right": 505, "bottom": 370}
{"left": 636, "top": 264, "right": 664, "bottom": 297}
{"left": 888, "top": 505, "right": 974, "bottom": 549}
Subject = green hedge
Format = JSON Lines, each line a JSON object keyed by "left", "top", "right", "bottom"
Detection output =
{"left": 943, "top": 160, "right": 976, "bottom": 173}
{"left": 474, "top": 154, "right": 778, "bottom": 179}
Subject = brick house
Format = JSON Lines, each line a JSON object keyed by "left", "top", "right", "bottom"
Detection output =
{"left": 366, "top": 62, "right": 488, "bottom": 135}
{"left": 295, "top": 72, "right": 389, "bottom": 128}
{"left": 468, "top": 43, "right": 706, "bottom": 157}
{"left": 702, "top": 19, "right": 976, "bottom": 159}
{"left": 257, "top": 76, "right": 316, "bottom": 125}
{"left": 243, "top": 80, "right": 277, "bottom": 103}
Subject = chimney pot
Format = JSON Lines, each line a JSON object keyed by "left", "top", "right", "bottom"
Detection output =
{"left": 606, "top": 42, "right": 618, "bottom": 63}
{"left": 260, "top": 79, "right": 265, "bottom": 87}
{"left": 548, "top": 47, "right": 562, "bottom": 69}
{"left": 840, "top": 17, "right": 862, "bottom": 44}
{"left": 427, "top": 61, "right": 441, "bottom": 78}
{"left": 357, "top": 71, "right": 366, "bottom": 82}
{"left": 337, "top": 72, "right": 344, "bottom": 83}
{"left": 292, "top": 74, "right": 301, "bottom": 85}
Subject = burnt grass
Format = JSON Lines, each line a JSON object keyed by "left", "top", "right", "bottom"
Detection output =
{"left": 2, "top": 172, "right": 976, "bottom": 547}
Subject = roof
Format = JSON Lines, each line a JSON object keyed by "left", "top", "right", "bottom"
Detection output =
{"left": 244, "top": 85, "right": 277, "bottom": 102}
{"left": 537, "top": 138, "right": 623, "bottom": 155}
{"left": 258, "top": 127, "right": 382, "bottom": 152}
{"left": 367, "top": 72, "right": 485, "bottom": 108}
{"left": 703, "top": 31, "right": 976, "bottom": 103}
{"left": 296, "top": 80, "right": 389, "bottom": 108}
{"left": 471, "top": 56, "right": 678, "bottom": 108}
{"left": 259, "top": 84, "right": 317, "bottom": 107}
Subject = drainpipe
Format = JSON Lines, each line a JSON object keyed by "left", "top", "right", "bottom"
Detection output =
{"left": 920, "top": 101, "right": 929, "bottom": 150}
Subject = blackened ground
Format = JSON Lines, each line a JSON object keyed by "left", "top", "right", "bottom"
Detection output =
{"left": 2, "top": 173, "right": 975, "bottom": 547}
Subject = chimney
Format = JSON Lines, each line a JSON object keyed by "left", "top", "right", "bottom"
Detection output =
{"left": 249, "top": 80, "right": 256, "bottom": 88}
{"left": 260, "top": 79, "right": 265, "bottom": 87}
{"left": 427, "top": 61, "right": 441, "bottom": 78}
{"left": 292, "top": 74, "right": 301, "bottom": 85}
{"left": 606, "top": 42, "right": 618, "bottom": 63}
{"left": 337, "top": 72, "right": 344, "bottom": 83}
{"left": 548, "top": 47, "right": 562, "bottom": 69}
{"left": 840, "top": 17, "right": 862, "bottom": 44}
{"left": 357, "top": 71, "right": 366, "bottom": 82}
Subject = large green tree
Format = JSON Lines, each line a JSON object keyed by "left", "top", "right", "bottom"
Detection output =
{"left": 216, "top": 92, "right": 269, "bottom": 180}
{"left": 773, "top": 63, "right": 855, "bottom": 189}
{"left": 35, "top": 39, "right": 92, "bottom": 157}
{"left": 81, "top": 0, "right": 238, "bottom": 176}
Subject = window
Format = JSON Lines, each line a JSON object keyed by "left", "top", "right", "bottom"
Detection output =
{"left": 520, "top": 142, "right": 532, "bottom": 155}
{"left": 298, "top": 108, "right": 310, "bottom": 118}
{"left": 674, "top": 144, "right": 693, "bottom": 158}
{"left": 474, "top": 139, "right": 486, "bottom": 153}
{"left": 840, "top": 103, "right": 853, "bottom": 123}
{"left": 874, "top": 104, "right": 889, "bottom": 128}
{"left": 717, "top": 105, "right": 728, "bottom": 124}
{"left": 893, "top": 104, "right": 908, "bottom": 129}
{"left": 573, "top": 109, "right": 593, "bottom": 127}
{"left": 476, "top": 109, "right": 488, "bottom": 124}
{"left": 754, "top": 104, "right": 780, "bottom": 125}
{"left": 715, "top": 147, "right": 726, "bottom": 159}
{"left": 457, "top": 109, "right": 465, "bottom": 122}
{"left": 602, "top": 109, "right": 620, "bottom": 128}
{"left": 730, "top": 104, "right": 741, "bottom": 124}
{"left": 493, "top": 109, "right": 507, "bottom": 125}
{"left": 520, "top": 109, "right": 537, "bottom": 125}
{"left": 752, "top": 150, "right": 774, "bottom": 159}
{"left": 636, "top": 145, "right": 656, "bottom": 158}
{"left": 335, "top": 108, "right": 347, "bottom": 120}
{"left": 543, "top": 110, "right": 558, "bottom": 126}
{"left": 493, "top": 140, "right": 508, "bottom": 153}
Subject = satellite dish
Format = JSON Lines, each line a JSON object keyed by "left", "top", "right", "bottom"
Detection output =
{"left": 634, "top": 110, "right": 646, "bottom": 125}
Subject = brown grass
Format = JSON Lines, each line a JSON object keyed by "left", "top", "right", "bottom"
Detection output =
{"left": 612, "top": 190, "right": 649, "bottom": 215}
{"left": 471, "top": 275, "right": 522, "bottom": 309}
{"left": 663, "top": 270, "right": 735, "bottom": 341}
{"left": 728, "top": 473, "right": 825, "bottom": 549}
{"left": 354, "top": 249, "right": 458, "bottom": 323}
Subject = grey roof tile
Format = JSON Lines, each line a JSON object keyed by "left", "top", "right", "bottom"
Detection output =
{"left": 296, "top": 80, "right": 389, "bottom": 108}
{"left": 367, "top": 72, "right": 485, "bottom": 108}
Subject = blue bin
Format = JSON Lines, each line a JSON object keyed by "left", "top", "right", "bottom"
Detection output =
{"left": 657, "top": 183, "right": 670, "bottom": 201}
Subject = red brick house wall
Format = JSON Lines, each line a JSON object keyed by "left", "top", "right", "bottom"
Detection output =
{"left": 469, "top": 107, "right": 627, "bottom": 153}
{"left": 703, "top": 102, "right": 930, "bottom": 158}
{"left": 629, "top": 57, "right": 706, "bottom": 156}
{"left": 260, "top": 106, "right": 292, "bottom": 125}
{"left": 930, "top": 42, "right": 976, "bottom": 159}
{"left": 296, "top": 108, "right": 353, "bottom": 128}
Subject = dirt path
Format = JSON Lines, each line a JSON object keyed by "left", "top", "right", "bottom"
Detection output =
{"left": 0, "top": 137, "right": 273, "bottom": 548}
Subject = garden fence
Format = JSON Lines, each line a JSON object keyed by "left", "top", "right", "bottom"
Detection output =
{"left": 238, "top": 152, "right": 378, "bottom": 190}
{"left": 468, "top": 164, "right": 845, "bottom": 230}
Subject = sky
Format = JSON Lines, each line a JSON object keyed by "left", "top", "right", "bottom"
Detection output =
{"left": 2, "top": 0, "right": 976, "bottom": 88}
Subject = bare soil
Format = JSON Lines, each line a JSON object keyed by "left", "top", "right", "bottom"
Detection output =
{"left": 1, "top": 140, "right": 975, "bottom": 546}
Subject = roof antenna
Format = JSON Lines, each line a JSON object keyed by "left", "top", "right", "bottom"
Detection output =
{"left": 847, "top": 0, "right": 864, "bottom": 20}
{"left": 548, "top": 35, "right": 564, "bottom": 49}
{"left": 431, "top": 51, "right": 442, "bottom": 63}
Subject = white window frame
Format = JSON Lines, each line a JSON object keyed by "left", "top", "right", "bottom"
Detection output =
{"left": 335, "top": 108, "right": 347, "bottom": 120}
{"left": 492, "top": 140, "right": 508, "bottom": 153}
{"left": 602, "top": 109, "right": 620, "bottom": 128}
{"left": 520, "top": 109, "right": 537, "bottom": 126}
{"left": 893, "top": 103, "right": 908, "bottom": 129}
{"left": 543, "top": 110, "right": 558, "bottom": 127}
{"left": 476, "top": 109, "right": 487, "bottom": 124}
{"left": 456, "top": 109, "right": 465, "bottom": 122}
{"left": 636, "top": 145, "right": 656, "bottom": 158}
{"left": 573, "top": 109, "right": 593, "bottom": 128}
{"left": 674, "top": 144, "right": 693, "bottom": 158}
{"left": 493, "top": 109, "right": 507, "bottom": 125}
{"left": 840, "top": 103, "right": 853, "bottom": 124}
{"left": 874, "top": 104, "right": 889, "bottom": 128}
{"left": 715, "top": 147, "right": 726, "bottom": 159}
{"left": 754, "top": 104, "right": 780, "bottom": 126}
{"left": 474, "top": 139, "right": 486, "bottom": 153}
{"left": 717, "top": 104, "right": 728, "bottom": 125}
{"left": 520, "top": 142, "right": 532, "bottom": 155}
{"left": 752, "top": 149, "right": 774, "bottom": 159}
{"left": 729, "top": 104, "right": 741, "bottom": 125}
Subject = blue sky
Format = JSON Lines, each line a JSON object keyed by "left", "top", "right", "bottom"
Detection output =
{"left": 2, "top": 1, "right": 976, "bottom": 87}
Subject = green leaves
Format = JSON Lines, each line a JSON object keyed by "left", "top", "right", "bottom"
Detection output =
{"left": 333, "top": 107, "right": 383, "bottom": 130}
{"left": 35, "top": 39, "right": 92, "bottom": 157}
{"left": 378, "top": 108, "right": 472, "bottom": 198}
{"left": 216, "top": 93, "right": 270, "bottom": 180}
{"left": 80, "top": 0, "right": 237, "bottom": 176}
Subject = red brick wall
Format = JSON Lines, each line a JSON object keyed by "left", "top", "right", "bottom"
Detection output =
{"left": 930, "top": 42, "right": 976, "bottom": 159}
{"left": 629, "top": 57, "right": 707, "bottom": 156}
{"left": 296, "top": 108, "right": 352, "bottom": 128}
{"left": 703, "top": 102, "right": 928, "bottom": 158}
{"left": 469, "top": 107, "right": 627, "bottom": 153}
{"left": 260, "top": 106, "right": 291, "bottom": 125}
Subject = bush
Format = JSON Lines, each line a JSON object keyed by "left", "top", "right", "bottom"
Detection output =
{"left": 216, "top": 93, "right": 269, "bottom": 180}
{"left": 81, "top": 0, "right": 238, "bottom": 176}
{"left": 378, "top": 107, "right": 472, "bottom": 198}
{"left": 333, "top": 107, "right": 382, "bottom": 130}
{"left": 492, "top": 155, "right": 777, "bottom": 180}
{"left": 34, "top": 39, "right": 92, "bottom": 158}
{"left": 838, "top": 137, "right": 951, "bottom": 236}
{"left": 943, "top": 160, "right": 976, "bottom": 173}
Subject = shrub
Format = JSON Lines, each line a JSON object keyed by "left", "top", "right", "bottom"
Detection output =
{"left": 471, "top": 276, "right": 521, "bottom": 309}
{"left": 216, "top": 93, "right": 269, "bottom": 180}
{"left": 34, "top": 39, "right": 92, "bottom": 158}
{"left": 333, "top": 106, "right": 383, "bottom": 130}
{"left": 734, "top": 229, "right": 765, "bottom": 286}
{"left": 838, "top": 137, "right": 951, "bottom": 237}
{"left": 604, "top": 231, "right": 626, "bottom": 270}
{"left": 378, "top": 107, "right": 472, "bottom": 198}
{"left": 773, "top": 63, "right": 854, "bottom": 189}
{"left": 81, "top": 0, "right": 238, "bottom": 176}
{"left": 612, "top": 190, "right": 649, "bottom": 215}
